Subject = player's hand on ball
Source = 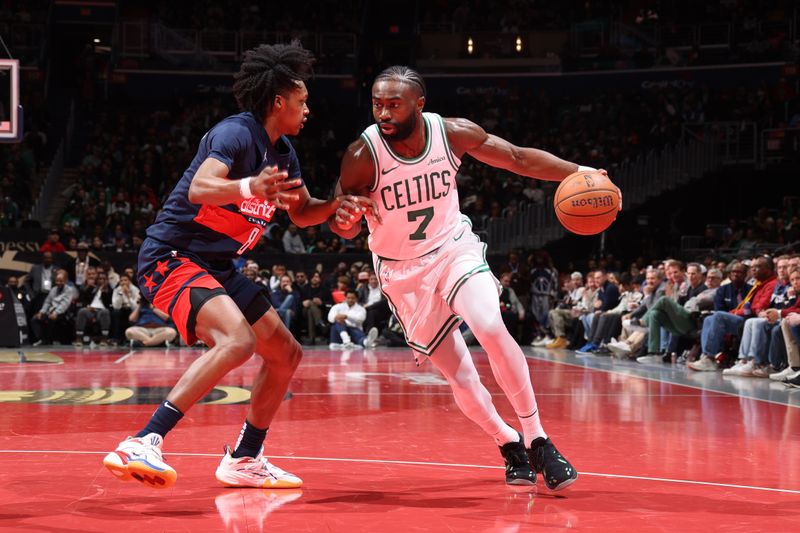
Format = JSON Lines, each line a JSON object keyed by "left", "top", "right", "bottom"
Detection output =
{"left": 334, "top": 195, "right": 383, "bottom": 229}
{"left": 251, "top": 166, "right": 301, "bottom": 210}
{"left": 597, "top": 169, "right": 622, "bottom": 210}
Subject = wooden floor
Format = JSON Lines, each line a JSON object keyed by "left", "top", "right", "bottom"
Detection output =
{"left": 1, "top": 345, "right": 798, "bottom": 532}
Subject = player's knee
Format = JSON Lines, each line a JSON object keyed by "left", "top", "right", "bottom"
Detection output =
{"left": 225, "top": 326, "right": 257, "bottom": 363}
{"left": 285, "top": 340, "right": 303, "bottom": 370}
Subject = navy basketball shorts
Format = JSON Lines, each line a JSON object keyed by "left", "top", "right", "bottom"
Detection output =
{"left": 137, "top": 238, "right": 271, "bottom": 344}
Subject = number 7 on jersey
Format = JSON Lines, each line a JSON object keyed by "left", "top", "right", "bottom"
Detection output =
{"left": 407, "top": 207, "right": 434, "bottom": 240}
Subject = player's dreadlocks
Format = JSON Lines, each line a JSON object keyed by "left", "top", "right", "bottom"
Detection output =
{"left": 374, "top": 65, "right": 426, "bottom": 97}
{"left": 232, "top": 41, "right": 315, "bottom": 123}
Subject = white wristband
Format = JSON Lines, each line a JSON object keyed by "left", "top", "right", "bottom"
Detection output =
{"left": 239, "top": 177, "right": 254, "bottom": 199}
{"left": 577, "top": 165, "right": 596, "bottom": 172}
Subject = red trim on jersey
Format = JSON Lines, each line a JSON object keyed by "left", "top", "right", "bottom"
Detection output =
{"left": 152, "top": 261, "right": 222, "bottom": 344}
{"left": 194, "top": 205, "right": 263, "bottom": 249}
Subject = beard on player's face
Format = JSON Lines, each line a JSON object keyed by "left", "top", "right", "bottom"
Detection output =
{"left": 379, "top": 111, "right": 417, "bottom": 141}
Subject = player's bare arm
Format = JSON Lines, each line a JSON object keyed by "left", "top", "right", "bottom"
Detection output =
{"left": 444, "top": 117, "right": 578, "bottom": 182}
{"left": 283, "top": 183, "right": 369, "bottom": 229}
{"left": 187, "top": 158, "right": 301, "bottom": 208}
{"left": 328, "top": 137, "right": 382, "bottom": 239}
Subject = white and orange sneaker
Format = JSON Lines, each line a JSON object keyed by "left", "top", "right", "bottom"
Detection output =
{"left": 215, "top": 445, "right": 303, "bottom": 488}
{"left": 103, "top": 433, "right": 177, "bottom": 489}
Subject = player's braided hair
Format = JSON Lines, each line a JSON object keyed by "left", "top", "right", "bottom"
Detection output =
{"left": 232, "top": 40, "right": 314, "bottom": 123}
{"left": 374, "top": 65, "right": 426, "bottom": 97}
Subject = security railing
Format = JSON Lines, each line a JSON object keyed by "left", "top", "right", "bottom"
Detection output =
{"left": 30, "top": 101, "right": 74, "bottom": 224}
{"left": 682, "top": 121, "right": 757, "bottom": 165}
{"left": 486, "top": 137, "right": 719, "bottom": 253}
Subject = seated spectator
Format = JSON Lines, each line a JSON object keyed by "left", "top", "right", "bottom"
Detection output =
{"left": 357, "top": 272, "right": 390, "bottom": 334}
{"left": 26, "top": 251, "right": 58, "bottom": 317}
{"left": 111, "top": 273, "right": 140, "bottom": 344}
{"left": 764, "top": 267, "right": 800, "bottom": 377}
{"left": 774, "top": 308, "right": 800, "bottom": 383}
{"left": 724, "top": 258, "right": 796, "bottom": 377}
{"left": 68, "top": 242, "right": 96, "bottom": 287}
{"left": 282, "top": 224, "right": 306, "bottom": 254}
{"left": 31, "top": 270, "right": 77, "bottom": 346}
{"left": 270, "top": 274, "right": 296, "bottom": 331}
{"left": 74, "top": 271, "right": 113, "bottom": 347}
{"left": 689, "top": 256, "right": 778, "bottom": 372}
{"left": 638, "top": 262, "right": 708, "bottom": 359}
{"left": 327, "top": 289, "right": 378, "bottom": 349}
{"left": 297, "top": 271, "right": 331, "bottom": 344}
{"left": 498, "top": 272, "right": 525, "bottom": 343}
{"left": 577, "top": 270, "right": 620, "bottom": 353}
{"left": 4, "top": 275, "right": 32, "bottom": 316}
{"left": 125, "top": 299, "right": 178, "bottom": 348}
{"left": 331, "top": 275, "right": 351, "bottom": 304}
{"left": 39, "top": 228, "right": 66, "bottom": 253}
{"left": 608, "top": 267, "right": 665, "bottom": 358}
{"left": 268, "top": 264, "right": 286, "bottom": 292}
{"left": 579, "top": 273, "right": 644, "bottom": 355}
{"left": 544, "top": 271, "right": 585, "bottom": 349}
{"left": 567, "top": 271, "right": 599, "bottom": 349}
{"left": 100, "top": 260, "right": 120, "bottom": 289}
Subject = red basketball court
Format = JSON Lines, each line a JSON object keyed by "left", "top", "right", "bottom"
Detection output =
{"left": 1, "top": 346, "right": 798, "bottom": 531}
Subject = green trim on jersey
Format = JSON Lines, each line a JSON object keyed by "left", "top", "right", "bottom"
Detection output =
{"left": 377, "top": 114, "right": 433, "bottom": 164}
{"left": 376, "top": 256, "right": 462, "bottom": 357}
{"left": 406, "top": 314, "right": 462, "bottom": 356}
{"left": 435, "top": 114, "right": 461, "bottom": 173}
{"left": 375, "top": 258, "right": 410, "bottom": 339}
{"left": 445, "top": 242, "right": 490, "bottom": 306}
{"left": 361, "top": 131, "right": 381, "bottom": 193}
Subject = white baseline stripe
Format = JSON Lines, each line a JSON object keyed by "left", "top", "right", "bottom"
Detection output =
{"left": 523, "top": 352, "right": 800, "bottom": 409}
{"left": 1, "top": 449, "right": 797, "bottom": 495}
{"left": 113, "top": 350, "right": 138, "bottom": 364}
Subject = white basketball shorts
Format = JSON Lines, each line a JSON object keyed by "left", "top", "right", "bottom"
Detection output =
{"left": 373, "top": 221, "right": 498, "bottom": 356}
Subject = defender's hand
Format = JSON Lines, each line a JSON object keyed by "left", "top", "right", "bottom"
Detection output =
{"left": 250, "top": 166, "right": 302, "bottom": 210}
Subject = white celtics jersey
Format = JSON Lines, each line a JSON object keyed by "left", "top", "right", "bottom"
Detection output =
{"left": 361, "top": 112, "right": 462, "bottom": 260}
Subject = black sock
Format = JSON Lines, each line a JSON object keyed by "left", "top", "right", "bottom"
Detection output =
{"left": 231, "top": 420, "right": 268, "bottom": 459}
{"left": 135, "top": 400, "right": 184, "bottom": 438}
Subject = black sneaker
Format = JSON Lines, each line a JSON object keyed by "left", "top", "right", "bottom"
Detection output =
{"left": 499, "top": 434, "right": 536, "bottom": 485}
{"left": 528, "top": 437, "right": 577, "bottom": 491}
{"left": 786, "top": 374, "right": 800, "bottom": 388}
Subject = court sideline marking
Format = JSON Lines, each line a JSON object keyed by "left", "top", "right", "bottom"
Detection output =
{"left": 0, "top": 449, "right": 797, "bottom": 495}
{"left": 523, "top": 351, "right": 800, "bottom": 409}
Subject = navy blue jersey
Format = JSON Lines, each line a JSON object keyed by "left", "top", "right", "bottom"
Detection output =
{"left": 146, "top": 112, "right": 303, "bottom": 260}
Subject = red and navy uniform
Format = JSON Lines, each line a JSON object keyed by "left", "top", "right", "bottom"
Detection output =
{"left": 138, "top": 112, "right": 303, "bottom": 344}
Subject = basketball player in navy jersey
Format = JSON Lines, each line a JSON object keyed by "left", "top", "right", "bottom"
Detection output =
{"left": 330, "top": 66, "right": 615, "bottom": 489}
{"left": 103, "top": 42, "right": 376, "bottom": 489}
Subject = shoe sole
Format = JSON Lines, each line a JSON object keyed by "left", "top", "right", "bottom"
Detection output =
{"left": 506, "top": 478, "right": 536, "bottom": 486}
{"left": 215, "top": 475, "right": 303, "bottom": 489}
{"left": 103, "top": 452, "right": 177, "bottom": 489}
{"left": 548, "top": 473, "right": 579, "bottom": 491}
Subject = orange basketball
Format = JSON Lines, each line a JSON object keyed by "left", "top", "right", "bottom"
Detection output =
{"left": 554, "top": 170, "right": 621, "bottom": 235}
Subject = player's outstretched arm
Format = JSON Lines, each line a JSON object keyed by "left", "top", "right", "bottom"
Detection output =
{"left": 445, "top": 117, "right": 578, "bottom": 182}
{"left": 188, "top": 158, "right": 301, "bottom": 208}
{"left": 328, "top": 138, "right": 380, "bottom": 239}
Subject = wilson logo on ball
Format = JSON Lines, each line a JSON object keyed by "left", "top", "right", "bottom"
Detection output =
{"left": 570, "top": 195, "right": 615, "bottom": 209}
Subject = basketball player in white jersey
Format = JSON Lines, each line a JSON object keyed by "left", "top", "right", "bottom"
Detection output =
{"left": 328, "top": 67, "right": 611, "bottom": 488}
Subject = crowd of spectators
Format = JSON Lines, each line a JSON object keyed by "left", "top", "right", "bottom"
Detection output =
{"left": 5, "top": 242, "right": 799, "bottom": 392}
{"left": 42, "top": 74, "right": 799, "bottom": 253}
{"left": 505, "top": 250, "right": 800, "bottom": 387}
